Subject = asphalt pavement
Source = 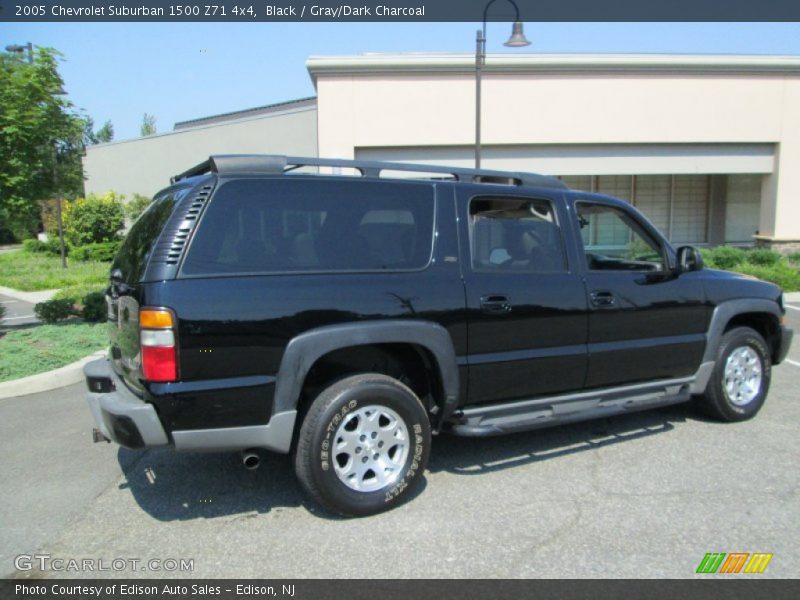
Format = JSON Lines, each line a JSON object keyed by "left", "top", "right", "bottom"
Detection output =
{"left": 1, "top": 310, "right": 799, "bottom": 579}
{"left": 0, "top": 292, "right": 38, "bottom": 327}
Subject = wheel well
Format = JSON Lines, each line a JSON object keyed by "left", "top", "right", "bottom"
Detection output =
{"left": 724, "top": 312, "right": 781, "bottom": 360}
{"left": 294, "top": 343, "right": 444, "bottom": 425}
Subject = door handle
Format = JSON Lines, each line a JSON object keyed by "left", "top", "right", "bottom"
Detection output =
{"left": 590, "top": 290, "right": 617, "bottom": 307}
{"left": 480, "top": 294, "right": 512, "bottom": 314}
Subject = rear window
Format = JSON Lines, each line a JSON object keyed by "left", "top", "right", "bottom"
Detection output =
{"left": 180, "top": 178, "right": 435, "bottom": 275}
{"left": 112, "top": 190, "right": 182, "bottom": 284}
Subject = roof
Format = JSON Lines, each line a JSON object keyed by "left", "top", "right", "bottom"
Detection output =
{"left": 173, "top": 97, "right": 317, "bottom": 130}
{"left": 306, "top": 52, "right": 800, "bottom": 85}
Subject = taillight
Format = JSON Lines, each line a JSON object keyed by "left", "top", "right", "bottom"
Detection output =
{"left": 140, "top": 308, "right": 178, "bottom": 382}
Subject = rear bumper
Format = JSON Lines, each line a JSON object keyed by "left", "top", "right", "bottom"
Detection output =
{"left": 84, "top": 359, "right": 169, "bottom": 449}
{"left": 84, "top": 359, "right": 296, "bottom": 453}
{"left": 775, "top": 326, "right": 794, "bottom": 365}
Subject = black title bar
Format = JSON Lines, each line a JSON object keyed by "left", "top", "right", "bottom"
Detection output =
{"left": 2, "top": 0, "right": 800, "bottom": 22}
{"left": 2, "top": 579, "right": 800, "bottom": 600}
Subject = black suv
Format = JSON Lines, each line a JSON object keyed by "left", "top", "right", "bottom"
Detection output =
{"left": 85, "top": 155, "right": 793, "bottom": 516}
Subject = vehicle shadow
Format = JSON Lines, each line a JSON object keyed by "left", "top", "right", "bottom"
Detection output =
{"left": 118, "top": 403, "right": 698, "bottom": 522}
{"left": 116, "top": 446, "right": 308, "bottom": 522}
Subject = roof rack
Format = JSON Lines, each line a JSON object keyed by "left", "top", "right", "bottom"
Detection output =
{"left": 171, "top": 154, "right": 567, "bottom": 190}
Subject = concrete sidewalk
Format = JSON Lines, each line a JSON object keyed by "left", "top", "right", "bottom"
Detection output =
{"left": 0, "top": 285, "right": 59, "bottom": 304}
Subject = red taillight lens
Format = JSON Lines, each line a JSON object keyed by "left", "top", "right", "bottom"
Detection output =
{"left": 141, "top": 345, "right": 177, "bottom": 382}
{"left": 139, "top": 307, "right": 178, "bottom": 383}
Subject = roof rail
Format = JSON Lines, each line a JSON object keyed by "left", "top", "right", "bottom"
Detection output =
{"left": 171, "top": 154, "right": 567, "bottom": 190}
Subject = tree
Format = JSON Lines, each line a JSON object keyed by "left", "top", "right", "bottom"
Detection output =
{"left": 96, "top": 120, "right": 114, "bottom": 143}
{"left": 83, "top": 116, "right": 114, "bottom": 145}
{"left": 140, "top": 113, "right": 157, "bottom": 136}
{"left": 0, "top": 47, "right": 85, "bottom": 240}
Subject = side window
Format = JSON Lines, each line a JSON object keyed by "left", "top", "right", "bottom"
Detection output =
{"left": 470, "top": 197, "right": 566, "bottom": 273}
{"left": 181, "top": 179, "right": 434, "bottom": 275}
{"left": 112, "top": 189, "right": 183, "bottom": 284}
{"left": 576, "top": 202, "right": 664, "bottom": 272}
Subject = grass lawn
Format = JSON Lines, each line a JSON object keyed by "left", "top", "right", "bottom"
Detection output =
{"left": 0, "top": 250, "right": 110, "bottom": 292}
{"left": 0, "top": 321, "right": 108, "bottom": 382}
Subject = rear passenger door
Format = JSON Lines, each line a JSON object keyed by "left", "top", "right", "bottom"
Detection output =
{"left": 458, "top": 190, "right": 588, "bottom": 406}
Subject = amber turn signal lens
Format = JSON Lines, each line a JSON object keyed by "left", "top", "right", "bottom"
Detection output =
{"left": 139, "top": 309, "right": 174, "bottom": 329}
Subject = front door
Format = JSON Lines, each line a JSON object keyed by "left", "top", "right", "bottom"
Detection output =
{"left": 460, "top": 191, "right": 588, "bottom": 406}
{"left": 574, "top": 199, "right": 709, "bottom": 389}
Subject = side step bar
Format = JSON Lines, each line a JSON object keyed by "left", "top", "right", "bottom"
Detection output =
{"left": 449, "top": 376, "right": 696, "bottom": 437}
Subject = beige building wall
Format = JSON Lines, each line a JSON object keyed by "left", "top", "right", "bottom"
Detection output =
{"left": 83, "top": 105, "right": 318, "bottom": 199}
{"left": 309, "top": 54, "right": 800, "bottom": 243}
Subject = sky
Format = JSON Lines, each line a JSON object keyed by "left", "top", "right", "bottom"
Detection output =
{"left": 3, "top": 22, "right": 800, "bottom": 140}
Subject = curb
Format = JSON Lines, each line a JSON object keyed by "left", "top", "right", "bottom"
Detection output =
{"left": 784, "top": 291, "right": 800, "bottom": 303}
{"left": 0, "top": 285, "right": 60, "bottom": 304}
{"left": 0, "top": 350, "right": 106, "bottom": 400}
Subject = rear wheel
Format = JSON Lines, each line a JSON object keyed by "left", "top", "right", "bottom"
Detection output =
{"left": 698, "top": 326, "right": 771, "bottom": 422}
{"left": 294, "top": 373, "right": 431, "bottom": 517}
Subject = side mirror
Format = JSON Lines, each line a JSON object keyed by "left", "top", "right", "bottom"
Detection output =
{"left": 676, "top": 246, "right": 704, "bottom": 273}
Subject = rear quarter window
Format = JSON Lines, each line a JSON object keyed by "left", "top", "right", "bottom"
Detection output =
{"left": 112, "top": 190, "right": 182, "bottom": 284}
{"left": 180, "top": 178, "right": 436, "bottom": 275}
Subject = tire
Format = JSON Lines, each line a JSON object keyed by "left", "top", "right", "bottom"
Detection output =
{"left": 294, "top": 373, "right": 431, "bottom": 517}
{"left": 698, "top": 326, "right": 771, "bottom": 422}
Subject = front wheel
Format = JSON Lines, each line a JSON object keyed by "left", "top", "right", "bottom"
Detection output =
{"left": 294, "top": 373, "right": 431, "bottom": 517}
{"left": 698, "top": 326, "right": 771, "bottom": 422}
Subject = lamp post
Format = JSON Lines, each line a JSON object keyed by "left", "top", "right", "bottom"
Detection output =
{"left": 475, "top": 0, "right": 530, "bottom": 169}
{"left": 5, "top": 42, "right": 33, "bottom": 64}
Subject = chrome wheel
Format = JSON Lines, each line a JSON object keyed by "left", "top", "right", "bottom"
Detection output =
{"left": 723, "top": 346, "right": 762, "bottom": 406}
{"left": 332, "top": 404, "right": 410, "bottom": 493}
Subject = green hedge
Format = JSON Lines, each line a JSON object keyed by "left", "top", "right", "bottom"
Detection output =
{"left": 70, "top": 240, "right": 121, "bottom": 263}
{"left": 34, "top": 299, "right": 75, "bottom": 323}
{"left": 701, "top": 246, "right": 800, "bottom": 292}
{"left": 22, "top": 238, "right": 66, "bottom": 257}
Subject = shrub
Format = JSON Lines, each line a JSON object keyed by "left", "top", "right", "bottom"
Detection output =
{"left": 22, "top": 239, "right": 45, "bottom": 253}
{"left": 786, "top": 252, "right": 800, "bottom": 264}
{"left": 746, "top": 248, "right": 781, "bottom": 266}
{"left": 703, "top": 246, "right": 746, "bottom": 270}
{"left": 22, "top": 238, "right": 66, "bottom": 256}
{"left": 736, "top": 263, "right": 800, "bottom": 292}
{"left": 125, "top": 194, "right": 152, "bottom": 222}
{"left": 34, "top": 299, "right": 74, "bottom": 323}
{"left": 70, "top": 240, "right": 121, "bottom": 263}
{"left": 81, "top": 291, "right": 107, "bottom": 322}
{"left": 62, "top": 192, "right": 125, "bottom": 247}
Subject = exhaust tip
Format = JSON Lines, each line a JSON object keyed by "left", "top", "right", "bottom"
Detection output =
{"left": 92, "top": 428, "right": 110, "bottom": 444}
{"left": 242, "top": 450, "right": 260, "bottom": 470}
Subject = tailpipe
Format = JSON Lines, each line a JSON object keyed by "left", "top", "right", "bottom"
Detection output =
{"left": 241, "top": 449, "right": 260, "bottom": 470}
{"left": 92, "top": 428, "right": 110, "bottom": 443}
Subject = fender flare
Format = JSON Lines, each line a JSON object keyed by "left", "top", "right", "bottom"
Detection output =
{"left": 702, "top": 298, "right": 782, "bottom": 363}
{"left": 272, "top": 320, "right": 460, "bottom": 420}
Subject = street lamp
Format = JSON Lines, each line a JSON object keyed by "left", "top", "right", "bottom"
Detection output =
{"left": 475, "top": 0, "right": 530, "bottom": 169}
{"left": 5, "top": 42, "right": 33, "bottom": 64}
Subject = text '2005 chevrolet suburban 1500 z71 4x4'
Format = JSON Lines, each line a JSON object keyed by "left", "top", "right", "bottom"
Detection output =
{"left": 84, "top": 155, "right": 793, "bottom": 516}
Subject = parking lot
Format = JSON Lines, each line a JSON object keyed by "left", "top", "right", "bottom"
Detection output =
{"left": 2, "top": 309, "right": 799, "bottom": 579}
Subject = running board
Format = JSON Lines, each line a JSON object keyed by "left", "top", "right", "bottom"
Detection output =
{"left": 449, "top": 377, "right": 696, "bottom": 437}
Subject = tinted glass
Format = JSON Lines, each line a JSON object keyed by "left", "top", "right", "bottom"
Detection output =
{"left": 181, "top": 178, "right": 435, "bottom": 275}
{"left": 577, "top": 202, "right": 664, "bottom": 271}
{"left": 470, "top": 197, "right": 566, "bottom": 273}
{"left": 112, "top": 190, "right": 181, "bottom": 284}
